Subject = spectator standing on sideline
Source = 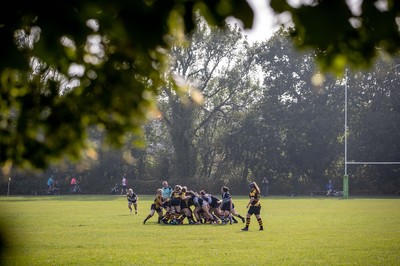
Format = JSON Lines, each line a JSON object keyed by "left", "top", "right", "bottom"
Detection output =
{"left": 242, "top": 182, "right": 264, "bottom": 231}
{"left": 326, "top": 180, "right": 334, "bottom": 196}
{"left": 261, "top": 176, "right": 269, "bottom": 197}
{"left": 70, "top": 176, "right": 78, "bottom": 193}
{"left": 121, "top": 174, "right": 128, "bottom": 195}
{"left": 47, "top": 175, "right": 55, "bottom": 193}
{"left": 53, "top": 179, "right": 61, "bottom": 195}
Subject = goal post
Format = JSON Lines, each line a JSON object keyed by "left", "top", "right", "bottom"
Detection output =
{"left": 343, "top": 69, "right": 400, "bottom": 198}
{"left": 343, "top": 162, "right": 400, "bottom": 199}
{"left": 343, "top": 175, "right": 349, "bottom": 199}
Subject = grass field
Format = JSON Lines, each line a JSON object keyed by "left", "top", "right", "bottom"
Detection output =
{"left": 0, "top": 195, "right": 399, "bottom": 265}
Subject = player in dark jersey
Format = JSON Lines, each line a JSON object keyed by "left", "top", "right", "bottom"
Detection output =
{"left": 178, "top": 186, "right": 196, "bottom": 224}
{"left": 182, "top": 190, "right": 216, "bottom": 224}
{"left": 220, "top": 186, "right": 234, "bottom": 224}
{"left": 126, "top": 188, "right": 138, "bottom": 214}
{"left": 143, "top": 189, "right": 165, "bottom": 224}
{"left": 200, "top": 190, "right": 222, "bottom": 223}
{"left": 242, "top": 182, "right": 264, "bottom": 231}
{"left": 169, "top": 185, "right": 182, "bottom": 224}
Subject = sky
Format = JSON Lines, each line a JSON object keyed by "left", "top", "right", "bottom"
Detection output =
{"left": 244, "top": 0, "right": 279, "bottom": 42}
{"left": 226, "top": 0, "right": 281, "bottom": 43}
{"left": 227, "top": 0, "right": 279, "bottom": 42}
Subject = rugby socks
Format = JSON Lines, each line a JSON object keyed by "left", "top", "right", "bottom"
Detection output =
{"left": 211, "top": 213, "right": 218, "bottom": 221}
{"left": 241, "top": 219, "right": 250, "bottom": 231}
{"left": 258, "top": 218, "right": 263, "bottom": 230}
{"left": 161, "top": 212, "right": 171, "bottom": 224}
{"left": 179, "top": 214, "right": 188, "bottom": 224}
{"left": 188, "top": 216, "right": 196, "bottom": 224}
{"left": 237, "top": 214, "right": 245, "bottom": 223}
{"left": 245, "top": 217, "right": 250, "bottom": 228}
{"left": 143, "top": 214, "right": 152, "bottom": 224}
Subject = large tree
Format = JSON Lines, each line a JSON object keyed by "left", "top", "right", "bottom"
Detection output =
{"left": 158, "top": 19, "right": 261, "bottom": 187}
{"left": 224, "top": 29, "right": 346, "bottom": 194}
{"left": 1, "top": 0, "right": 399, "bottom": 173}
{"left": 1, "top": 1, "right": 253, "bottom": 172}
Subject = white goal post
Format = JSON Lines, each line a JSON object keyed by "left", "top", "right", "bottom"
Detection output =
{"left": 343, "top": 69, "right": 400, "bottom": 198}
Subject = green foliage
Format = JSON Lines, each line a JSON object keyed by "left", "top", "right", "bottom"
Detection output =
{"left": 3, "top": 28, "right": 399, "bottom": 196}
{"left": 0, "top": 1, "right": 253, "bottom": 171}
{"left": 2, "top": 1, "right": 400, "bottom": 173}
{"left": 222, "top": 30, "right": 400, "bottom": 194}
{"left": 157, "top": 19, "right": 258, "bottom": 183}
{"left": 1, "top": 196, "right": 400, "bottom": 265}
{"left": 270, "top": 0, "right": 400, "bottom": 75}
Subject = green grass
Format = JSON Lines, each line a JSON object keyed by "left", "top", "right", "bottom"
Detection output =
{"left": 1, "top": 195, "right": 399, "bottom": 265}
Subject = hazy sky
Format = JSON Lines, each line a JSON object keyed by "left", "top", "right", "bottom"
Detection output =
{"left": 244, "top": 0, "right": 278, "bottom": 42}
{"left": 227, "top": 0, "right": 280, "bottom": 43}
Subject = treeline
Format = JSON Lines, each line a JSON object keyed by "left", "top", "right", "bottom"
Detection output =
{"left": 2, "top": 24, "right": 399, "bottom": 196}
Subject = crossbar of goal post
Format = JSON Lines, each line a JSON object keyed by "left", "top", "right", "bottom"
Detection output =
{"left": 344, "top": 161, "right": 400, "bottom": 199}
{"left": 343, "top": 69, "right": 400, "bottom": 198}
{"left": 346, "top": 162, "right": 400, "bottom": 165}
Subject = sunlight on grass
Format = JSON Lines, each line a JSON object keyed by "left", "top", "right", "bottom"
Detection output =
{"left": 0, "top": 196, "right": 399, "bottom": 265}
